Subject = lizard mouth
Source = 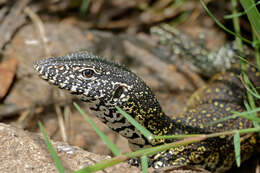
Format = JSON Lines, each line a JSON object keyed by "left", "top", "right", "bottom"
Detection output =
{"left": 34, "top": 60, "right": 49, "bottom": 80}
{"left": 34, "top": 58, "right": 84, "bottom": 94}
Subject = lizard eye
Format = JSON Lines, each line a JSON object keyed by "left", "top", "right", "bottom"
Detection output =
{"left": 82, "top": 69, "right": 95, "bottom": 78}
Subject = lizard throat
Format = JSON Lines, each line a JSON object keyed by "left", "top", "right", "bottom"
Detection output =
{"left": 79, "top": 94, "right": 177, "bottom": 150}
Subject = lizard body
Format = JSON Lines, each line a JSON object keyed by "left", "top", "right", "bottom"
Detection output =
{"left": 35, "top": 50, "right": 259, "bottom": 172}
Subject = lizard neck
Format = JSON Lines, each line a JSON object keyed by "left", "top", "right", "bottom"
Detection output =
{"left": 80, "top": 89, "right": 182, "bottom": 150}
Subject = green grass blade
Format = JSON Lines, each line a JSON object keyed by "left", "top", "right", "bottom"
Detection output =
{"left": 74, "top": 136, "right": 206, "bottom": 173}
{"left": 74, "top": 127, "right": 260, "bottom": 173}
{"left": 243, "top": 81, "right": 260, "bottom": 99}
{"left": 244, "top": 101, "right": 260, "bottom": 129}
{"left": 80, "top": 0, "right": 90, "bottom": 16}
{"left": 206, "top": 107, "right": 260, "bottom": 126}
{"left": 200, "top": 0, "right": 251, "bottom": 44}
{"left": 141, "top": 155, "right": 148, "bottom": 173}
{"left": 74, "top": 103, "right": 121, "bottom": 156}
{"left": 253, "top": 31, "right": 260, "bottom": 69}
{"left": 206, "top": 114, "right": 237, "bottom": 126}
{"left": 240, "top": 0, "right": 260, "bottom": 38}
{"left": 231, "top": 110, "right": 260, "bottom": 122}
{"left": 225, "top": 11, "right": 247, "bottom": 19}
{"left": 115, "top": 106, "right": 154, "bottom": 141}
{"left": 231, "top": 0, "right": 243, "bottom": 49}
{"left": 231, "top": 107, "right": 260, "bottom": 117}
{"left": 225, "top": 1, "right": 260, "bottom": 19}
{"left": 206, "top": 127, "right": 260, "bottom": 139}
{"left": 154, "top": 127, "right": 260, "bottom": 140}
{"left": 154, "top": 134, "right": 203, "bottom": 140}
{"left": 233, "top": 131, "right": 241, "bottom": 167}
{"left": 73, "top": 155, "right": 128, "bottom": 173}
{"left": 38, "top": 122, "right": 66, "bottom": 173}
{"left": 237, "top": 55, "right": 259, "bottom": 69}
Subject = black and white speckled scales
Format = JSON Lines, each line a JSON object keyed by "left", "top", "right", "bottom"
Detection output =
{"left": 35, "top": 51, "right": 259, "bottom": 172}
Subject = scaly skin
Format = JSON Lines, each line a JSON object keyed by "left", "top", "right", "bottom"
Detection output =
{"left": 34, "top": 51, "right": 259, "bottom": 172}
{"left": 151, "top": 24, "right": 252, "bottom": 76}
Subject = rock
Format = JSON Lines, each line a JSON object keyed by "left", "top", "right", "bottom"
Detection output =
{"left": 0, "top": 123, "right": 141, "bottom": 173}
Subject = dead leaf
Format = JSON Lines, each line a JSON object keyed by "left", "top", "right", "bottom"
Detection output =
{"left": 0, "top": 58, "right": 18, "bottom": 99}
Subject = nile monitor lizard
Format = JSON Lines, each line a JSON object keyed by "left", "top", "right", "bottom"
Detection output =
{"left": 34, "top": 47, "right": 260, "bottom": 172}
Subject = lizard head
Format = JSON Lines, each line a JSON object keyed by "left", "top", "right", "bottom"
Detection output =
{"left": 34, "top": 51, "right": 137, "bottom": 104}
{"left": 34, "top": 51, "right": 170, "bottom": 150}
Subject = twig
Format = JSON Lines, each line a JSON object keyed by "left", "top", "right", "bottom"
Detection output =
{"left": 24, "top": 6, "right": 50, "bottom": 56}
